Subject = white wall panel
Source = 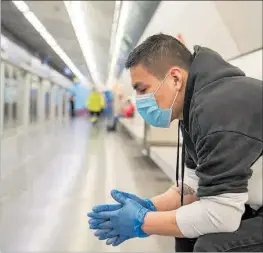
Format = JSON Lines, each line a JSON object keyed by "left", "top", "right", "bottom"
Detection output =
{"left": 138, "top": 1, "right": 189, "bottom": 45}
{"left": 229, "top": 50, "right": 262, "bottom": 80}
{"left": 137, "top": 1, "right": 240, "bottom": 59}
{"left": 214, "top": 1, "right": 262, "bottom": 54}
{"left": 202, "top": 2, "right": 240, "bottom": 59}
{"left": 118, "top": 69, "right": 134, "bottom": 98}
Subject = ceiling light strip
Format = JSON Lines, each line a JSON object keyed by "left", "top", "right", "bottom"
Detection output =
{"left": 107, "top": 1, "right": 131, "bottom": 88}
{"left": 12, "top": 0, "right": 86, "bottom": 84}
{"left": 109, "top": 1, "right": 122, "bottom": 57}
{"left": 64, "top": 1, "right": 100, "bottom": 86}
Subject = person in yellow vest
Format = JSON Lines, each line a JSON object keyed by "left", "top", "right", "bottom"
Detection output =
{"left": 86, "top": 87, "right": 105, "bottom": 122}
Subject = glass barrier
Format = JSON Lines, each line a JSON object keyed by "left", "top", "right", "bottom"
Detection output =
{"left": 3, "top": 68, "right": 18, "bottom": 129}
{"left": 45, "top": 91, "right": 51, "bottom": 120}
{"left": 29, "top": 87, "right": 38, "bottom": 124}
{"left": 55, "top": 87, "right": 59, "bottom": 119}
{"left": 62, "top": 91, "right": 66, "bottom": 118}
{"left": 1, "top": 59, "right": 70, "bottom": 136}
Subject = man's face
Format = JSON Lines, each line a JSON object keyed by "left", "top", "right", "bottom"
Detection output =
{"left": 130, "top": 64, "right": 186, "bottom": 119}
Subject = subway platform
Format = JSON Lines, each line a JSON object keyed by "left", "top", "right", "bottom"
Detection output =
{"left": 0, "top": 117, "right": 174, "bottom": 252}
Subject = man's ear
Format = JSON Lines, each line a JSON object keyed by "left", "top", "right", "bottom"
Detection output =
{"left": 170, "top": 68, "right": 184, "bottom": 91}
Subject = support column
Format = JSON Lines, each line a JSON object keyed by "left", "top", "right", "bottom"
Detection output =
{"left": 57, "top": 88, "right": 63, "bottom": 124}
{"left": 23, "top": 73, "right": 31, "bottom": 132}
{"left": 0, "top": 62, "right": 5, "bottom": 137}
{"left": 16, "top": 70, "right": 25, "bottom": 133}
{"left": 49, "top": 84, "right": 56, "bottom": 130}
{"left": 38, "top": 79, "right": 45, "bottom": 128}
{"left": 63, "top": 90, "right": 69, "bottom": 123}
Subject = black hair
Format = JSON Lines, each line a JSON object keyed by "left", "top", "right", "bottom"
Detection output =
{"left": 125, "top": 33, "right": 193, "bottom": 79}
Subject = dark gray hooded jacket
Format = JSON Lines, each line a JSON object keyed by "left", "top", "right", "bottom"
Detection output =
{"left": 180, "top": 46, "right": 263, "bottom": 198}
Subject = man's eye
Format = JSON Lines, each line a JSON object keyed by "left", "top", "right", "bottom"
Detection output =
{"left": 138, "top": 88, "right": 147, "bottom": 94}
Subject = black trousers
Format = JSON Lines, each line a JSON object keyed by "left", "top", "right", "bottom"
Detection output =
{"left": 70, "top": 101, "right": 75, "bottom": 117}
{"left": 175, "top": 205, "right": 263, "bottom": 252}
{"left": 89, "top": 111, "right": 101, "bottom": 117}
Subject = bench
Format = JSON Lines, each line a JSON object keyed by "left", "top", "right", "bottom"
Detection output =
{"left": 118, "top": 117, "right": 145, "bottom": 143}
{"left": 118, "top": 116, "right": 184, "bottom": 181}
{"left": 149, "top": 146, "right": 180, "bottom": 182}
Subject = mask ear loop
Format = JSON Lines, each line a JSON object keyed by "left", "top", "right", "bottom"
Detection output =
{"left": 167, "top": 89, "right": 179, "bottom": 124}
{"left": 170, "top": 90, "right": 179, "bottom": 109}
{"left": 153, "top": 72, "right": 170, "bottom": 96}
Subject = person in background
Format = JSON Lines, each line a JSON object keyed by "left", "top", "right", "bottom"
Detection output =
{"left": 107, "top": 99, "right": 135, "bottom": 131}
{"left": 86, "top": 87, "right": 105, "bottom": 122}
{"left": 113, "top": 93, "right": 125, "bottom": 120}
{"left": 69, "top": 94, "right": 75, "bottom": 118}
{"left": 88, "top": 33, "right": 262, "bottom": 252}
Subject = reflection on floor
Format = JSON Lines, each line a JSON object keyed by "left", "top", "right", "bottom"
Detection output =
{"left": 0, "top": 117, "right": 174, "bottom": 252}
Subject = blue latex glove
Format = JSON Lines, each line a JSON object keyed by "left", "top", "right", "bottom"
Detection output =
{"left": 106, "top": 235, "right": 130, "bottom": 246}
{"left": 92, "top": 230, "right": 130, "bottom": 247}
{"left": 89, "top": 190, "right": 156, "bottom": 230}
{"left": 88, "top": 190, "right": 156, "bottom": 246}
{"left": 91, "top": 190, "right": 156, "bottom": 214}
{"left": 88, "top": 189, "right": 150, "bottom": 239}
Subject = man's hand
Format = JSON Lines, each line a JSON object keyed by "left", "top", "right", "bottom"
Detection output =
{"left": 88, "top": 184, "right": 198, "bottom": 246}
{"left": 88, "top": 190, "right": 156, "bottom": 246}
{"left": 91, "top": 190, "right": 156, "bottom": 214}
{"left": 88, "top": 190, "right": 151, "bottom": 242}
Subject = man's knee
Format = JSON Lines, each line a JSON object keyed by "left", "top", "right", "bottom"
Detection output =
{"left": 193, "top": 234, "right": 222, "bottom": 252}
{"left": 194, "top": 216, "right": 263, "bottom": 252}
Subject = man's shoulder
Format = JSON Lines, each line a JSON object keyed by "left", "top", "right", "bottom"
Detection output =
{"left": 193, "top": 75, "right": 261, "bottom": 111}
{"left": 190, "top": 76, "right": 262, "bottom": 140}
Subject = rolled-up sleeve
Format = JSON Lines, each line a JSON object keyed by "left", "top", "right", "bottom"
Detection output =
{"left": 176, "top": 193, "right": 248, "bottom": 238}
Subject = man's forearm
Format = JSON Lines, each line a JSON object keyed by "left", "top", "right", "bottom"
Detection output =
{"left": 141, "top": 211, "right": 184, "bottom": 237}
{"left": 150, "top": 183, "right": 198, "bottom": 211}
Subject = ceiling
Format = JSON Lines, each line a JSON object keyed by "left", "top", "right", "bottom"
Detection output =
{"left": 25, "top": 1, "right": 116, "bottom": 85}
{"left": 26, "top": 1, "right": 93, "bottom": 81}
{"left": 1, "top": 1, "right": 70, "bottom": 78}
{"left": 116, "top": 1, "right": 160, "bottom": 77}
{"left": 1, "top": 1, "right": 111, "bottom": 83}
{"left": 1, "top": 1, "right": 159, "bottom": 86}
{"left": 80, "top": 1, "right": 116, "bottom": 85}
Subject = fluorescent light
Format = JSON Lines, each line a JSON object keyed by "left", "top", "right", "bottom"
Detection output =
{"left": 109, "top": 1, "right": 122, "bottom": 57}
{"left": 24, "top": 11, "right": 45, "bottom": 33}
{"left": 64, "top": 1, "right": 100, "bottom": 86}
{"left": 39, "top": 27, "right": 58, "bottom": 47}
{"left": 107, "top": 1, "right": 131, "bottom": 88}
{"left": 24, "top": 12, "right": 57, "bottom": 48}
{"left": 12, "top": 1, "right": 29, "bottom": 13}
{"left": 12, "top": 0, "right": 87, "bottom": 85}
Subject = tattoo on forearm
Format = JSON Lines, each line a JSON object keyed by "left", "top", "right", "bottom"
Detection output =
{"left": 180, "top": 184, "right": 196, "bottom": 196}
{"left": 172, "top": 183, "right": 196, "bottom": 196}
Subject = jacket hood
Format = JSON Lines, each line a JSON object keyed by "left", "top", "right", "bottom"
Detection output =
{"left": 188, "top": 46, "right": 245, "bottom": 92}
{"left": 183, "top": 46, "right": 245, "bottom": 130}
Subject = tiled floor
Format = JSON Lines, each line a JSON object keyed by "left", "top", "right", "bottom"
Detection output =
{"left": 0, "top": 117, "right": 174, "bottom": 252}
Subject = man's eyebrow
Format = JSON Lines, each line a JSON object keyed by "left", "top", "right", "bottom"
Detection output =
{"left": 133, "top": 82, "right": 143, "bottom": 90}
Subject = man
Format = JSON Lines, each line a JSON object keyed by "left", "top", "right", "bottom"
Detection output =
{"left": 88, "top": 34, "right": 263, "bottom": 251}
{"left": 69, "top": 94, "right": 76, "bottom": 118}
{"left": 86, "top": 87, "right": 105, "bottom": 122}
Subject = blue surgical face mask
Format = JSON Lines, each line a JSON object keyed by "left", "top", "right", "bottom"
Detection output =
{"left": 136, "top": 74, "right": 178, "bottom": 128}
